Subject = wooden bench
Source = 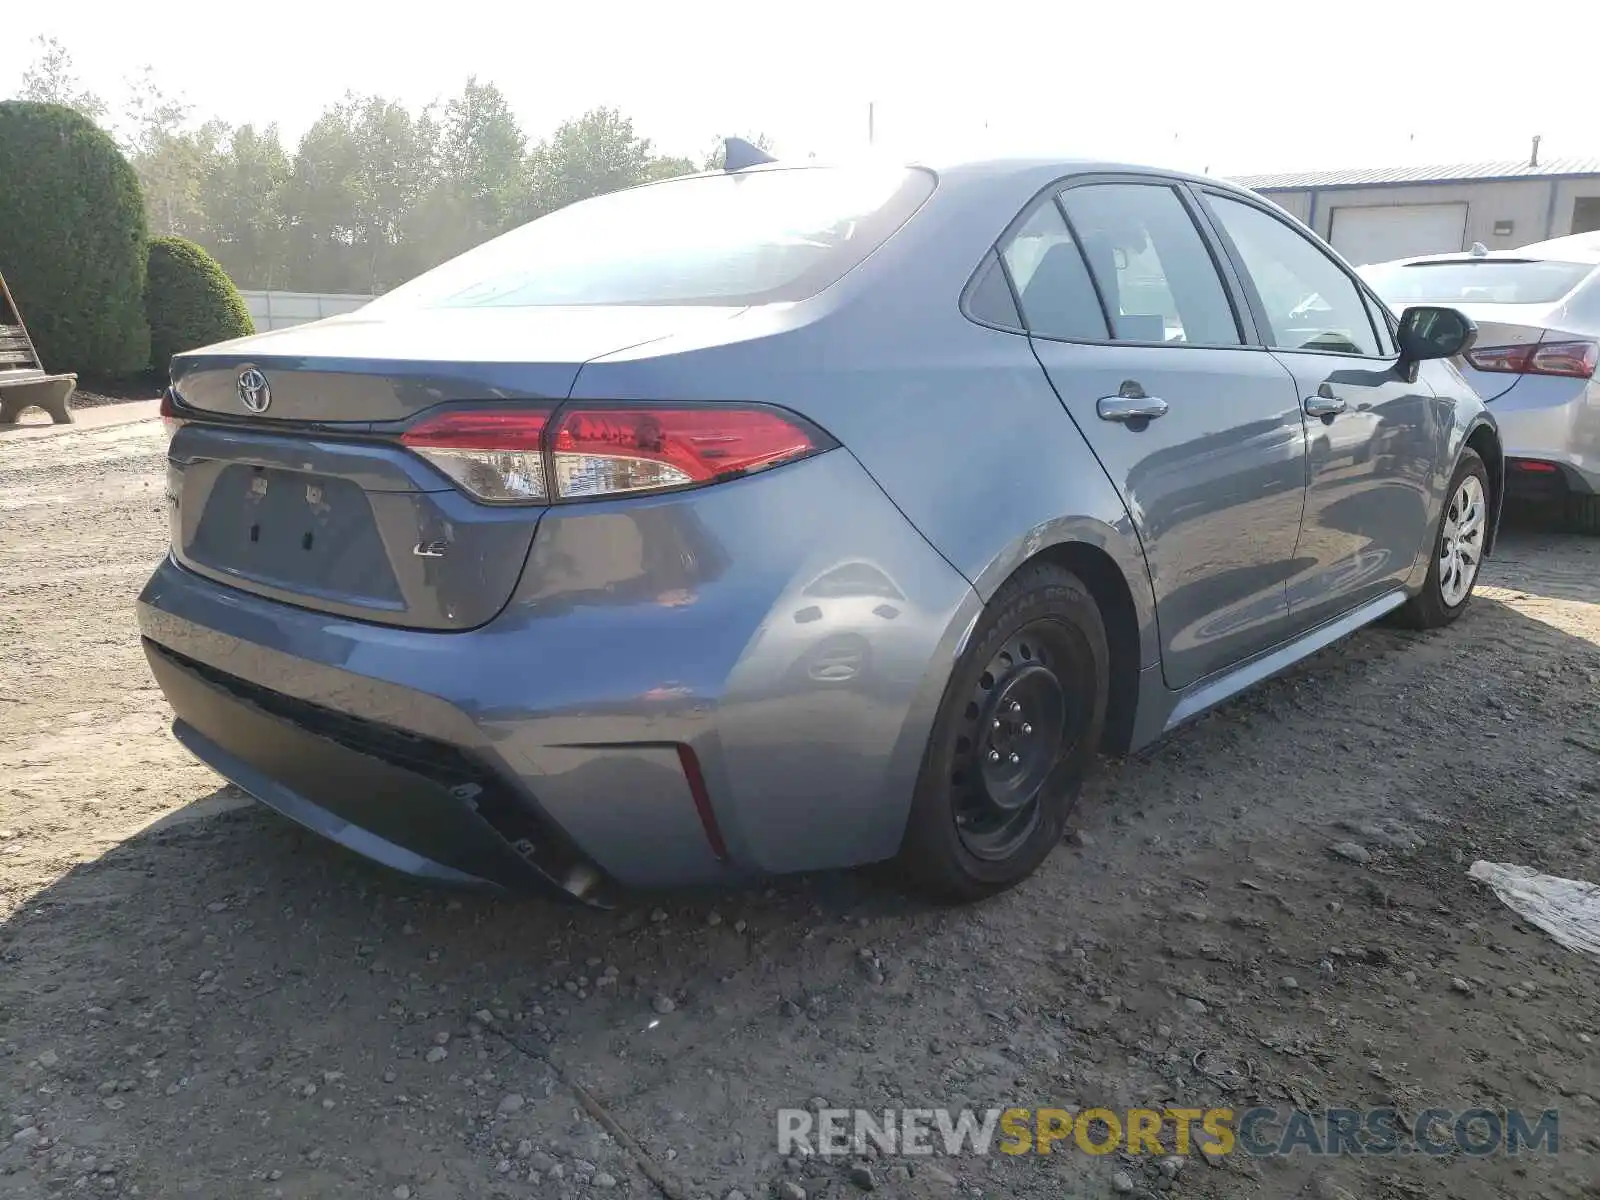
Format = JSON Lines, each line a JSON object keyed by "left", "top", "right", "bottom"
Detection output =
{"left": 0, "top": 270, "right": 76, "bottom": 425}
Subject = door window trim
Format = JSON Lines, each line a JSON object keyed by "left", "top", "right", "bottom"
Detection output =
{"left": 1192, "top": 185, "right": 1397, "bottom": 362}
{"left": 960, "top": 171, "right": 1264, "bottom": 350}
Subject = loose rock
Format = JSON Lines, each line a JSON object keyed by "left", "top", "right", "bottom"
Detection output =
{"left": 1330, "top": 841, "right": 1372, "bottom": 865}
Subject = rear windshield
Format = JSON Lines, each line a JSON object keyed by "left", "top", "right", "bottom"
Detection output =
{"left": 1360, "top": 259, "right": 1594, "bottom": 305}
{"left": 367, "top": 166, "right": 935, "bottom": 310}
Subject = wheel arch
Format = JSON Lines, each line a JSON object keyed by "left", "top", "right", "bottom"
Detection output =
{"left": 1464, "top": 419, "right": 1504, "bottom": 555}
{"left": 978, "top": 537, "right": 1149, "bottom": 757}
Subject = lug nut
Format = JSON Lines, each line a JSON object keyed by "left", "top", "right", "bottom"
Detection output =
{"left": 1008, "top": 701, "right": 1022, "bottom": 714}
{"left": 1008, "top": 752, "right": 1021, "bottom": 765}
{"left": 1021, "top": 723, "right": 1033, "bottom": 735}
{"left": 993, "top": 719, "right": 1002, "bottom": 730}
{"left": 988, "top": 749, "right": 1001, "bottom": 763}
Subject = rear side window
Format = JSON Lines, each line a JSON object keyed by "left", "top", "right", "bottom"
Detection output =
{"left": 1207, "top": 193, "right": 1381, "bottom": 357}
{"left": 366, "top": 166, "right": 936, "bottom": 309}
{"left": 966, "top": 251, "right": 1022, "bottom": 328}
{"left": 1000, "top": 204, "right": 1108, "bottom": 340}
{"left": 1057, "top": 183, "right": 1243, "bottom": 346}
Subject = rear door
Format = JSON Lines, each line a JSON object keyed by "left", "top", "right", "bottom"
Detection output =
{"left": 1005, "top": 177, "right": 1308, "bottom": 690}
{"left": 1198, "top": 188, "right": 1436, "bottom": 630}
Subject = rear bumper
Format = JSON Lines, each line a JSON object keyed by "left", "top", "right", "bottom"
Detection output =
{"left": 1503, "top": 458, "right": 1595, "bottom": 501}
{"left": 1490, "top": 377, "right": 1600, "bottom": 497}
{"left": 145, "top": 639, "right": 606, "bottom": 898}
{"left": 137, "top": 450, "right": 980, "bottom": 892}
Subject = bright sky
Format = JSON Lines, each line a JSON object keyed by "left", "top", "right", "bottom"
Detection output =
{"left": 6, "top": 0, "right": 1600, "bottom": 176}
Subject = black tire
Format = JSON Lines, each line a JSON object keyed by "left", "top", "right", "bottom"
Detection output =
{"left": 1565, "top": 493, "right": 1600, "bottom": 536}
{"left": 1394, "top": 448, "right": 1490, "bottom": 630}
{"left": 897, "top": 560, "right": 1108, "bottom": 903}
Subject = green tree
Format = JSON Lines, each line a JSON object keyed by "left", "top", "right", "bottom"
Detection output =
{"left": 642, "top": 154, "right": 698, "bottom": 182}
{"left": 200, "top": 124, "right": 291, "bottom": 289}
{"left": 526, "top": 107, "right": 656, "bottom": 215}
{"left": 144, "top": 236, "right": 254, "bottom": 371}
{"left": 281, "top": 101, "right": 366, "bottom": 292}
{"left": 120, "top": 67, "right": 225, "bottom": 240}
{"left": 348, "top": 97, "right": 438, "bottom": 291}
{"left": 17, "top": 36, "right": 106, "bottom": 124}
{"left": 0, "top": 101, "right": 148, "bottom": 374}
{"left": 435, "top": 78, "right": 526, "bottom": 247}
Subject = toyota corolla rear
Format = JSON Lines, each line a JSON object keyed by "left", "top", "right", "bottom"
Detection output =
{"left": 1362, "top": 254, "right": 1600, "bottom": 501}
{"left": 136, "top": 163, "right": 979, "bottom": 901}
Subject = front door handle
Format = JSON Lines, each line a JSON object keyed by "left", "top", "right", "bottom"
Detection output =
{"left": 1097, "top": 383, "right": 1169, "bottom": 423}
{"left": 1304, "top": 383, "right": 1347, "bottom": 418}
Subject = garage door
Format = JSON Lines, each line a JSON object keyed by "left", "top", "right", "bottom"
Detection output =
{"left": 1329, "top": 203, "right": 1469, "bottom": 266}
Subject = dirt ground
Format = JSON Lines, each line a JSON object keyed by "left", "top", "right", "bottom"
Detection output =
{"left": 3, "top": 418, "right": 1599, "bottom": 1200}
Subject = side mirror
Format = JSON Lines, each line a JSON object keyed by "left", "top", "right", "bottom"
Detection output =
{"left": 1397, "top": 305, "right": 1477, "bottom": 364}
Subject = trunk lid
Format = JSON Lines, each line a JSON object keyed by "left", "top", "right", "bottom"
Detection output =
{"left": 1444, "top": 303, "right": 1580, "bottom": 403}
{"left": 166, "top": 306, "right": 739, "bottom": 630}
{"left": 171, "top": 306, "right": 733, "bottom": 422}
{"left": 1381, "top": 299, "right": 1569, "bottom": 403}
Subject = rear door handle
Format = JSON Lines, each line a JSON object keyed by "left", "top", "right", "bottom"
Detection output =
{"left": 1097, "top": 387, "right": 1169, "bottom": 423}
{"left": 1304, "top": 383, "right": 1347, "bottom": 418}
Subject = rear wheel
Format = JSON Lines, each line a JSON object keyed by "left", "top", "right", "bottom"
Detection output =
{"left": 1565, "top": 493, "right": 1600, "bottom": 536}
{"left": 898, "top": 560, "right": 1107, "bottom": 902}
{"left": 1395, "top": 449, "right": 1489, "bottom": 629}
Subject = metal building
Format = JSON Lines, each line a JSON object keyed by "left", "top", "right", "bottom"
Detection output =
{"left": 1233, "top": 157, "right": 1600, "bottom": 267}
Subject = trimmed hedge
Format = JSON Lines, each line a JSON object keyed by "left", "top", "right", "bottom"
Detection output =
{"left": 144, "top": 236, "right": 254, "bottom": 371}
{"left": 0, "top": 101, "right": 149, "bottom": 375}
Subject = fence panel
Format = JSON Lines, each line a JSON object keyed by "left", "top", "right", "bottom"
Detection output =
{"left": 238, "top": 290, "right": 376, "bottom": 332}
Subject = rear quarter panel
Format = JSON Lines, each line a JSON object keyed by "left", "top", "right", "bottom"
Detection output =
{"left": 571, "top": 166, "right": 1161, "bottom": 670}
{"left": 1414, "top": 356, "right": 1503, "bottom": 577}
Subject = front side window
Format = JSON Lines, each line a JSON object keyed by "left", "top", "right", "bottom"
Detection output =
{"left": 365, "top": 166, "right": 935, "bottom": 310}
{"left": 1057, "top": 183, "right": 1242, "bottom": 346}
{"left": 1363, "top": 291, "right": 1397, "bottom": 356}
{"left": 1207, "top": 194, "right": 1381, "bottom": 356}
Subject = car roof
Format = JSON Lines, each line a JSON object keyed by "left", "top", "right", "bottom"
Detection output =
{"left": 665, "top": 153, "right": 1264, "bottom": 205}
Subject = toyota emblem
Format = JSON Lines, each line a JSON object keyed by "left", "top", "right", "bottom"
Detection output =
{"left": 237, "top": 368, "right": 271, "bottom": 414}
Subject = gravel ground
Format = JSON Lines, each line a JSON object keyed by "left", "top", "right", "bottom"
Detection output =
{"left": 2, "top": 419, "right": 1599, "bottom": 1200}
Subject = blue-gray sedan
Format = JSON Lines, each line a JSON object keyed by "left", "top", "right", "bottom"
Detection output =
{"left": 138, "top": 154, "right": 1502, "bottom": 904}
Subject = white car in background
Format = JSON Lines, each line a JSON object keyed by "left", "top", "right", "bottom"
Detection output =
{"left": 1361, "top": 234, "right": 1600, "bottom": 531}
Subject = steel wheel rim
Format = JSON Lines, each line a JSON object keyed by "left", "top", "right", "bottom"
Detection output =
{"left": 1439, "top": 473, "right": 1486, "bottom": 608}
{"left": 950, "top": 621, "right": 1078, "bottom": 861}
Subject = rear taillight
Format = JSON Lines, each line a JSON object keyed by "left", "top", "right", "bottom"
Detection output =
{"left": 1465, "top": 340, "right": 1599, "bottom": 378}
{"left": 400, "top": 409, "right": 552, "bottom": 502}
{"left": 160, "top": 389, "right": 186, "bottom": 438}
{"left": 401, "top": 404, "right": 830, "bottom": 504}
{"left": 550, "top": 407, "right": 825, "bottom": 499}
